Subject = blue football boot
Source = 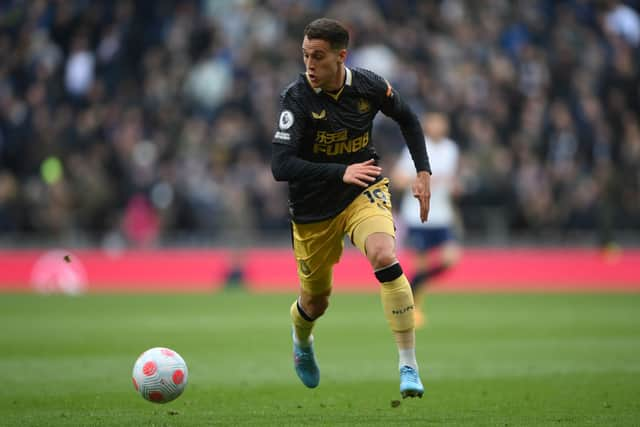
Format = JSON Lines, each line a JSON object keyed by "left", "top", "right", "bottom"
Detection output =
{"left": 292, "top": 334, "right": 320, "bottom": 388}
{"left": 399, "top": 365, "right": 424, "bottom": 398}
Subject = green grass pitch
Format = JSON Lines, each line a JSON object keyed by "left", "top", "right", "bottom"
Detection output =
{"left": 1, "top": 291, "right": 639, "bottom": 426}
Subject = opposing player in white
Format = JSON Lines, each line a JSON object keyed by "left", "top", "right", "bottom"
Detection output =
{"left": 393, "top": 112, "right": 462, "bottom": 327}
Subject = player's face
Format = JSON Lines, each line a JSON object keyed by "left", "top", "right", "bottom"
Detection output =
{"left": 423, "top": 113, "right": 449, "bottom": 141}
{"left": 302, "top": 36, "right": 346, "bottom": 91}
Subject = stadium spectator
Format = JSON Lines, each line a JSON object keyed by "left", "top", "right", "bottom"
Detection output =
{"left": 0, "top": 0, "right": 638, "bottom": 246}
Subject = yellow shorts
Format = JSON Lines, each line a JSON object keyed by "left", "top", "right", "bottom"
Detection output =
{"left": 291, "top": 178, "right": 395, "bottom": 295}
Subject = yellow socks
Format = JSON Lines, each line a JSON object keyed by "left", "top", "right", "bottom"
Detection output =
{"left": 376, "top": 264, "right": 416, "bottom": 332}
{"left": 290, "top": 299, "right": 314, "bottom": 346}
{"left": 375, "top": 262, "right": 418, "bottom": 370}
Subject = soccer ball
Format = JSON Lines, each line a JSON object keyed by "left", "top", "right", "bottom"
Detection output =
{"left": 132, "top": 347, "right": 188, "bottom": 403}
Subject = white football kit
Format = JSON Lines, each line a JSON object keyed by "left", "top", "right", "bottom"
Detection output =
{"left": 397, "top": 136, "right": 459, "bottom": 229}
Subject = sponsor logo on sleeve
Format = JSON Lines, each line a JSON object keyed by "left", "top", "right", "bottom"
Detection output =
{"left": 274, "top": 131, "right": 290, "bottom": 141}
{"left": 279, "top": 110, "right": 294, "bottom": 130}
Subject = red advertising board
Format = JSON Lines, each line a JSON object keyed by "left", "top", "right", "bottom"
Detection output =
{"left": 0, "top": 248, "right": 638, "bottom": 293}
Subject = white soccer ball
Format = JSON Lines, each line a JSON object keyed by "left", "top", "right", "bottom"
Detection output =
{"left": 132, "top": 347, "right": 188, "bottom": 403}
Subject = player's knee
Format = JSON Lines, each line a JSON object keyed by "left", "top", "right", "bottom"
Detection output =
{"left": 307, "top": 298, "right": 329, "bottom": 318}
{"left": 444, "top": 255, "right": 460, "bottom": 268}
{"left": 367, "top": 245, "right": 397, "bottom": 270}
{"left": 443, "top": 244, "right": 462, "bottom": 266}
{"left": 301, "top": 295, "right": 329, "bottom": 319}
{"left": 365, "top": 233, "right": 397, "bottom": 269}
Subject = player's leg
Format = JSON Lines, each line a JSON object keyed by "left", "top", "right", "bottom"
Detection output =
{"left": 440, "top": 239, "right": 462, "bottom": 271}
{"left": 363, "top": 232, "right": 423, "bottom": 398}
{"left": 412, "top": 246, "right": 461, "bottom": 287}
{"left": 410, "top": 228, "right": 444, "bottom": 290}
{"left": 290, "top": 218, "right": 344, "bottom": 388}
{"left": 290, "top": 284, "right": 330, "bottom": 389}
{"left": 411, "top": 229, "right": 461, "bottom": 327}
{"left": 406, "top": 228, "right": 430, "bottom": 328}
{"left": 291, "top": 287, "right": 331, "bottom": 348}
{"left": 346, "top": 179, "right": 423, "bottom": 398}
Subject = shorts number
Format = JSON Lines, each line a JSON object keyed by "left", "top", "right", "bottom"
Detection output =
{"left": 363, "top": 188, "right": 388, "bottom": 205}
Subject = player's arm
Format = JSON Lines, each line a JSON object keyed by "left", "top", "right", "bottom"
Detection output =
{"left": 272, "top": 143, "right": 346, "bottom": 182}
{"left": 378, "top": 80, "right": 432, "bottom": 221}
{"left": 272, "top": 145, "right": 381, "bottom": 187}
{"left": 378, "top": 83, "right": 431, "bottom": 174}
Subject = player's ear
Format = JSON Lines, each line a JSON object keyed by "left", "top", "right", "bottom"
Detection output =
{"left": 337, "top": 48, "right": 347, "bottom": 64}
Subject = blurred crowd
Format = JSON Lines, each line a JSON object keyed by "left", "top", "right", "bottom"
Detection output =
{"left": 0, "top": 0, "right": 639, "bottom": 247}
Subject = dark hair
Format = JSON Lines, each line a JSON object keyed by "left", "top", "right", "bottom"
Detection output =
{"left": 304, "top": 18, "right": 349, "bottom": 50}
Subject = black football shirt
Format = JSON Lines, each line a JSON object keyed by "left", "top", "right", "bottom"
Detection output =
{"left": 272, "top": 67, "right": 430, "bottom": 223}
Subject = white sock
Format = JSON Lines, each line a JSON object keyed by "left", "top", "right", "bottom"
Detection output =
{"left": 399, "top": 348, "right": 418, "bottom": 370}
{"left": 292, "top": 329, "right": 313, "bottom": 348}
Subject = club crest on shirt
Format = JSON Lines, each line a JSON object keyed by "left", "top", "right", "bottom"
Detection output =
{"left": 358, "top": 98, "right": 370, "bottom": 113}
{"left": 279, "top": 110, "right": 294, "bottom": 130}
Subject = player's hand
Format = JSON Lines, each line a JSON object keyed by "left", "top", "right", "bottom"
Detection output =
{"left": 412, "top": 171, "right": 431, "bottom": 222}
{"left": 343, "top": 159, "right": 382, "bottom": 188}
